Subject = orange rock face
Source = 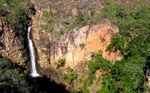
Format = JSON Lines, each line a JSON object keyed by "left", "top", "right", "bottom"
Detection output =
{"left": 32, "top": 18, "right": 122, "bottom": 71}
{"left": 85, "top": 21, "right": 122, "bottom": 62}
{"left": 30, "top": 0, "right": 122, "bottom": 89}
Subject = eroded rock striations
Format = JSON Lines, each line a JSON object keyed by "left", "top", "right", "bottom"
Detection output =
{"left": 30, "top": 0, "right": 122, "bottom": 91}
{"left": 0, "top": 19, "right": 28, "bottom": 65}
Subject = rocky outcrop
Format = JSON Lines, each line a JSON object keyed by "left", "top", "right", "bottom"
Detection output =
{"left": 30, "top": 0, "right": 122, "bottom": 90}
{"left": 0, "top": 19, "right": 28, "bottom": 65}
{"left": 32, "top": 17, "right": 122, "bottom": 85}
{"left": 32, "top": 20, "right": 122, "bottom": 68}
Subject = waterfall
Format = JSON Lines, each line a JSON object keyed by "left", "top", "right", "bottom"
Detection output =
{"left": 28, "top": 27, "right": 40, "bottom": 77}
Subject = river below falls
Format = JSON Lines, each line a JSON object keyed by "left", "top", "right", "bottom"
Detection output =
{"left": 26, "top": 75, "right": 69, "bottom": 93}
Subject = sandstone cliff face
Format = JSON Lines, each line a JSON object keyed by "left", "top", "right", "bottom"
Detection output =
{"left": 32, "top": 18, "right": 122, "bottom": 83}
{"left": 30, "top": 0, "right": 122, "bottom": 90}
{"left": 0, "top": 19, "right": 28, "bottom": 65}
{"left": 32, "top": 20, "right": 122, "bottom": 68}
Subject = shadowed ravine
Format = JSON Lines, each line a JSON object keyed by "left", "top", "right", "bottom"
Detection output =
{"left": 26, "top": 75, "right": 69, "bottom": 93}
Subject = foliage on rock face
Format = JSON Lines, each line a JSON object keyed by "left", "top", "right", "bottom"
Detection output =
{"left": 88, "top": 52, "right": 110, "bottom": 74}
{"left": 66, "top": 71, "right": 77, "bottom": 84}
{"left": 40, "top": 12, "right": 56, "bottom": 32}
{"left": 61, "top": 67, "right": 77, "bottom": 84}
{"left": 0, "top": 0, "right": 35, "bottom": 36}
{"left": 79, "top": 43, "right": 86, "bottom": 49}
{"left": 88, "top": 52, "right": 110, "bottom": 85}
{"left": 65, "top": 11, "right": 86, "bottom": 30}
{"left": 107, "top": 34, "right": 125, "bottom": 54}
{"left": 97, "top": 0, "right": 150, "bottom": 93}
{"left": 0, "top": 58, "right": 30, "bottom": 93}
{"left": 56, "top": 58, "right": 66, "bottom": 69}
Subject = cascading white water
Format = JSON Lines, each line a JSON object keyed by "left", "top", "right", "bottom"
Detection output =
{"left": 28, "top": 27, "right": 40, "bottom": 77}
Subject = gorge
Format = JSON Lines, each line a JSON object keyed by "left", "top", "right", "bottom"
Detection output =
{"left": 0, "top": 0, "right": 150, "bottom": 93}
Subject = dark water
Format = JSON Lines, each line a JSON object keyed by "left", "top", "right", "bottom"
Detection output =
{"left": 26, "top": 75, "right": 69, "bottom": 93}
{"left": 0, "top": 76, "right": 69, "bottom": 93}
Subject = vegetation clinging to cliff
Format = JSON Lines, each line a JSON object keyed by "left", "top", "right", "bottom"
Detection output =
{"left": 88, "top": 52, "right": 110, "bottom": 85}
{"left": 1, "top": 0, "right": 35, "bottom": 36}
{"left": 72, "top": 0, "right": 150, "bottom": 93}
{"left": 98, "top": 0, "right": 150, "bottom": 93}
{"left": 56, "top": 58, "right": 66, "bottom": 69}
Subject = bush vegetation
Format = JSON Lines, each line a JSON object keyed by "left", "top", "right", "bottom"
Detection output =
{"left": 88, "top": 52, "right": 110, "bottom": 74}
{"left": 66, "top": 12, "right": 85, "bottom": 30}
{"left": 1, "top": 0, "right": 35, "bottom": 36}
{"left": 56, "top": 58, "right": 66, "bottom": 69}
{"left": 41, "top": 12, "right": 56, "bottom": 32}
{"left": 88, "top": 52, "right": 110, "bottom": 85}
{"left": 61, "top": 67, "right": 77, "bottom": 84}
{"left": 66, "top": 71, "right": 77, "bottom": 84}
{"left": 81, "top": 0, "right": 150, "bottom": 92}
{"left": 41, "top": 24, "right": 53, "bottom": 32}
{"left": 96, "top": 0, "right": 150, "bottom": 93}
{"left": 79, "top": 43, "right": 86, "bottom": 49}
{"left": 0, "top": 57, "right": 30, "bottom": 93}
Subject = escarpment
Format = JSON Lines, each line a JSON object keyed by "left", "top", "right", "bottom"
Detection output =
{"left": 1, "top": 0, "right": 150, "bottom": 92}
{"left": 32, "top": 18, "right": 122, "bottom": 90}
{"left": 30, "top": 0, "right": 122, "bottom": 91}
{"left": 0, "top": 0, "right": 123, "bottom": 92}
